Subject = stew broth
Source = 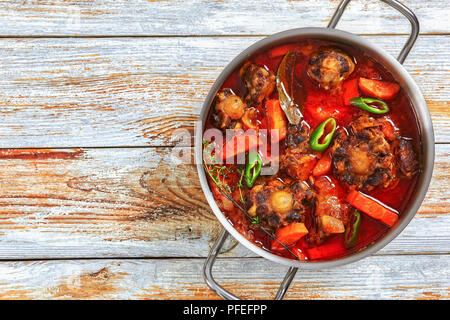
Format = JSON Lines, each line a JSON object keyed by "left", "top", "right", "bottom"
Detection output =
{"left": 203, "top": 39, "right": 421, "bottom": 261}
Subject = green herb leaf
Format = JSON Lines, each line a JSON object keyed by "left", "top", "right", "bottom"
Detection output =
{"left": 251, "top": 216, "right": 260, "bottom": 224}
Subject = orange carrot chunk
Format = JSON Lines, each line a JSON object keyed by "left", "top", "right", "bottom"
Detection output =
{"left": 271, "top": 222, "right": 309, "bottom": 252}
{"left": 312, "top": 151, "right": 332, "bottom": 176}
{"left": 358, "top": 77, "right": 400, "bottom": 100}
{"left": 346, "top": 190, "right": 398, "bottom": 226}
{"left": 266, "top": 99, "right": 288, "bottom": 142}
{"left": 220, "top": 133, "right": 261, "bottom": 160}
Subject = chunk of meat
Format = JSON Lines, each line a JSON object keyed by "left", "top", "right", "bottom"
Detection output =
{"left": 307, "top": 48, "right": 355, "bottom": 91}
{"left": 211, "top": 89, "right": 247, "bottom": 130}
{"left": 282, "top": 154, "right": 317, "bottom": 181}
{"left": 396, "top": 139, "right": 420, "bottom": 178}
{"left": 241, "top": 107, "right": 259, "bottom": 129}
{"left": 306, "top": 176, "right": 350, "bottom": 245}
{"left": 247, "top": 179, "right": 316, "bottom": 232}
{"left": 347, "top": 143, "right": 376, "bottom": 175}
{"left": 330, "top": 114, "right": 419, "bottom": 192}
{"left": 240, "top": 63, "right": 276, "bottom": 107}
{"left": 314, "top": 177, "right": 350, "bottom": 223}
{"left": 280, "top": 123, "right": 319, "bottom": 180}
{"left": 330, "top": 114, "right": 398, "bottom": 191}
{"left": 283, "top": 122, "right": 310, "bottom": 149}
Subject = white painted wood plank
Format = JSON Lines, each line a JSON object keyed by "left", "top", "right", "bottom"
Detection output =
{"left": 0, "top": 255, "right": 447, "bottom": 299}
{"left": 0, "top": 144, "right": 446, "bottom": 259}
{"left": 0, "top": 0, "right": 448, "bottom": 36}
{"left": 0, "top": 35, "right": 448, "bottom": 147}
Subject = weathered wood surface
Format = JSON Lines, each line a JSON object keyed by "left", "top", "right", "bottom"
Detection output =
{"left": 0, "top": 255, "right": 447, "bottom": 300}
{"left": 0, "top": 0, "right": 448, "bottom": 36}
{"left": 0, "top": 0, "right": 448, "bottom": 300}
{"left": 0, "top": 144, "right": 447, "bottom": 260}
{"left": 0, "top": 35, "right": 449, "bottom": 147}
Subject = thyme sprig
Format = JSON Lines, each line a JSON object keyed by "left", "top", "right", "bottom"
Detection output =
{"left": 236, "top": 168, "right": 246, "bottom": 205}
{"left": 202, "top": 140, "right": 299, "bottom": 260}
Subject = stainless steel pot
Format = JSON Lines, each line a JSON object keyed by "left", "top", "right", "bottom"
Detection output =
{"left": 195, "top": 0, "right": 434, "bottom": 300}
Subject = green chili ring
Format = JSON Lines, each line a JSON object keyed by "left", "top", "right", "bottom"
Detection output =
{"left": 309, "top": 117, "right": 337, "bottom": 152}
{"left": 245, "top": 150, "right": 263, "bottom": 188}
{"left": 350, "top": 97, "right": 389, "bottom": 114}
{"left": 345, "top": 210, "right": 361, "bottom": 248}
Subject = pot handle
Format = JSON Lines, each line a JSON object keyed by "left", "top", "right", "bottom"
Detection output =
{"left": 203, "top": 227, "right": 298, "bottom": 300}
{"left": 327, "top": 0, "right": 419, "bottom": 64}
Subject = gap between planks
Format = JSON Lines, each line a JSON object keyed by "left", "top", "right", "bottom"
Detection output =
{"left": 0, "top": 35, "right": 447, "bottom": 147}
{"left": 0, "top": 143, "right": 447, "bottom": 150}
{"left": 0, "top": 145, "right": 446, "bottom": 260}
{"left": 0, "top": 255, "right": 447, "bottom": 299}
{"left": 0, "top": 33, "right": 449, "bottom": 39}
{"left": 0, "top": 251, "right": 448, "bottom": 263}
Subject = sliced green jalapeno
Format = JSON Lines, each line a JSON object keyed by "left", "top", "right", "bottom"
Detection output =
{"left": 350, "top": 97, "right": 389, "bottom": 114}
{"left": 345, "top": 210, "right": 361, "bottom": 248}
{"left": 245, "top": 150, "right": 262, "bottom": 188}
{"left": 309, "top": 117, "right": 337, "bottom": 152}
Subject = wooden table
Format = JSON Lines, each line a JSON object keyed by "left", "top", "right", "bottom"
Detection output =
{"left": 0, "top": 0, "right": 448, "bottom": 300}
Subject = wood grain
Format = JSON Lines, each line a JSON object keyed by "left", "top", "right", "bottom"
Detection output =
{"left": 0, "top": 0, "right": 448, "bottom": 300}
{"left": 0, "top": 0, "right": 448, "bottom": 36}
{"left": 0, "top": 35, "right": 448, "bottom": 147}
{"left": 0, "top": 255, "right": 447, "bottom": 299}
{"left": 0, "top": 144, "right": 447, "bottom": 260}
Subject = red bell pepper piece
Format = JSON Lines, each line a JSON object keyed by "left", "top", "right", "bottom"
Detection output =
{"left": 312, "top": 151, "right": 332, "bottom": 177}
{"left": 342, "top": 79, "right": 359, "bottom": 106}
{"left": 306, "top": 238, "right": 346, "bottom": 260}
{"left": 291, "top": 247, "right": 308, "bottom": 261}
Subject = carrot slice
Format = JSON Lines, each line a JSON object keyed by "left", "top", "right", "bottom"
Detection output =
{"left": 346, "top": 190, "right": 398, "bottom": 226}
{"left": 342, "top": 79, "right": 359, "bottom": 106}
{"left": 265, "top": 99, "right": 288, "bottom": 142}
{"left": 358, "top": 77, "right": 400, "bottom": 100}
{"left": 271, "top": 222, "right": 309, "bottom": 252}
{"left": 220, "top": 133, "right": 261, "bottom": 161}
{"left": 312, "top": 151, "right": 332, "bottom": 176}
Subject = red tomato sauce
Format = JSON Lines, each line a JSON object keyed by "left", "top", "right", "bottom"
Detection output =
{"left": 203, "top": 39, "right": 421, "bottom": 261}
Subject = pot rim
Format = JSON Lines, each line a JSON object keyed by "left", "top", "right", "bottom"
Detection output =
{"left": 195, "top": 27, "right": 435, "bottom": 269}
